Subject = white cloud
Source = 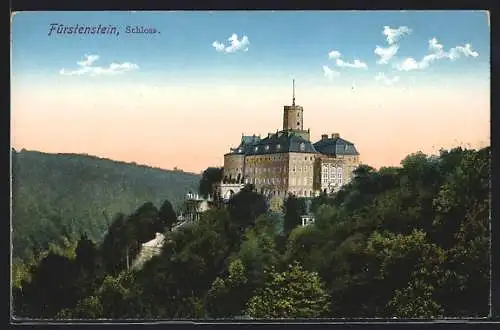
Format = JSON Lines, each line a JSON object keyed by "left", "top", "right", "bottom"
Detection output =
{"left": 60, "top": 54, "right": 139, "bottom": 76}
{"left": 375, "top": 72, "right": 400, "bottom": 86}
{"left": 336, "top": 58, "right": 368, "bottom": 69}
{"left": 77, "top": 54, "right": 100, "bottom": 67}
{"left": 212, "top": 41, "right": 225, "bottom": 52}
{"left": 428, "top": 37, "right": 444, "bottom": 53}
{"left": 383, "top": 26, "right": 412, "bottom": 45}
{"left": 327, "top": 50, "right": 368, "bottom": 69}
{"left": 374, "top": 44, "right": 399, "bottom": 64}
{"left": 448, "top": 43, "right": 479, "bottom": 60}
{"left": 212, "top": 33, "right": 249, "bottom": 53}
{"left": 322, "top": 65, "right": 340, "bottom": 80}
{"left": 395, "top": 38, "right": 479, "bottom": 71}
{"left": 328, "top": 50, "right": 341, "bottom": 59}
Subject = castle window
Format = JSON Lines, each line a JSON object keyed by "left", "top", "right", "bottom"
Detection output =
{"left": 254, "top": 146, "right": 258, "bottom": 152}
{"left": 238, "top": 148, "right": 243, "bottom": 153}
{"left": 297, "top": 122, "right": 300, "bottom": 126}
{"left": 265, "top": 145, "right": 270, "bottom": 151}
{"left": 277, "top": 144, "right": 281, "bottom": 150}
{"left": 300, "top": 143, "right": 305, "bottom": 151}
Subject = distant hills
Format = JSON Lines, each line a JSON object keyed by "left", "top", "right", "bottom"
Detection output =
{"left": 11, "top": 149, "right": 201, "bottom": 261}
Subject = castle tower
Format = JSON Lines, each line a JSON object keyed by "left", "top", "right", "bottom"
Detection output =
{"left": 283, "top": 79, "right": 304, "bottom": 131}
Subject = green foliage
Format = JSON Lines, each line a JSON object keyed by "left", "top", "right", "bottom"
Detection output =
{"left": 57, "top": 296, "right": 104, "bottom": 319}
{"left": 159, "top": 199, "right": 177, "bottom": 230}
{"left": 199, "top": 167, "right": 223, "bottom": 197}
{"left": 12, "top": 150, "right": 200, "bottom": 261}
{"left": 245, "top": 262, "right": 331, "bottom": 318}
{"left": 283, "top": 195, "right": 307, "bottom": 236}
{"left": 227, "top": 185, "right": 268, "bottom": 241}
{"left": 206, "top": 259, "right": 249, "bottom": 318}
{"left": 12, "top": 146, "right": 490, "bottom": 319}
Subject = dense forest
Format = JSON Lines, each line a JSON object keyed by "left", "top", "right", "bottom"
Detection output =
{"left": 11, "top": 149, "right": 200, "bottom": 262}
{"left": 12, "top": 146, "right": 490, "bottom": 319}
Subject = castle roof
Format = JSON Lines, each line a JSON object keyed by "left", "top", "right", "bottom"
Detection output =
{"left": 313, "top": 135, "right": 359, "bottom": 156}
{"left": 225, "top": 135, "right": 261, "bottom": 156}
{"left": 228, "top": 130, "right": 317, "bottom": 156}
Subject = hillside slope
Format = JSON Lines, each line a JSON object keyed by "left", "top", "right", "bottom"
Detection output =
{"left": 11, "top": 149, "right": 200, "bottom": 261}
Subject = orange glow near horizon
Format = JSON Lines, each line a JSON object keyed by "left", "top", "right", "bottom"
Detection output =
{"left": 11, "top": 82, "right": 490, "bottom": 173}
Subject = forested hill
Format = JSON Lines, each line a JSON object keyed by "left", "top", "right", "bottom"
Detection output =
{"left": 11, "top": 149, "right": 200, "bottom": 261}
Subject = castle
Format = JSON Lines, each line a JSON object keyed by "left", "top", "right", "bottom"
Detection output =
{"left": 220, "top": 81, "right": 361, "bottom": 211}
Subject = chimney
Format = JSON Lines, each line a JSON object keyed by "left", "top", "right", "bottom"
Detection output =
{"left": 321, "top": 134, "right": 328, "bottom": 140}
{"left": 268, "top": 133, "right": 273, "bottom": 138}
{"left": 331, "top": 133, "right": 340, "bottom": 139}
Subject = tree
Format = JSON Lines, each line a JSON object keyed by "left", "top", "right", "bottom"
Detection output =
{"left": 245, "top": 262, "right": 331, "bottom": 318}
{"left": 283, "top": 194, "right": 306, "bottom": 236}
{"left": 158, "top": 199, "right": 177, "bottom": 230}
{"left": 430, "top": 147, "right": 490, "bottom": 316}
{"left": 236, "top": 215, "right": 281, "bottom": 303}
{"left": 199, "top": 167, "right": 223, "bottom": 198}
{"left": 15, "top": 252, "right": 79, "bottom": 318}
{"left": 131, "top": 209, "right": 234, "bottom": 319}
{"left": 227, "top": 185, "right": 267, "bottom": 240}
{"left": 56, "top": 296, "right": 104, "bottom": 319}
{"left": 100, "top": 213, "right": 131, "bottom": 276}
{"left": 366, "top": 229, "right": 446, "bottom": 318}
{"left": 206, "top": 259, "right": 249, "bottom": 318}
{"left": 284, "top": 225, "right": 323, "bottom": 271}
{"left": 75, "top": 234, "right": 98, "bottom": 275}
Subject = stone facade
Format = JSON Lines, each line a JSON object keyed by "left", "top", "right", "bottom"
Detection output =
{"left": 219, "top": 183, "right": 245, "bottom": 201}
{"left": 223, "top": 153, "right": 245, "bottom": 183}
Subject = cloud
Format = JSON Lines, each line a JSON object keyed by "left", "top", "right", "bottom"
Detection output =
{"left": 375, "top": 72, "right": 400, "bottom": 86}
{"left": 212, "top": 33, "right": 249, "bottom": 53}
{"left": 383, "top": 26, "right": 412, "bottom": 45}
{"left": 327, "top": 50, "right": 368, "bottom": 69}
{"left": 212, "top": 41, "right": 225, "bottom": 52}
{"left": 322, "top": 65, "right": 340, "bottom": 80}
{"left": 396, "top": 58, "right": 421, "bottom": 71}
{"left": 336, "top": 58, "right": 368, "bottom": 69}
{"left": 77, "top": 54, "right": 99, "bottom": 67}
{"left": 59, "top": 54, "right": 139, "bottom": 76}
{"left": 395, "top": 38, "right": 479, "bottom": 71}
{"left": 374, "top": 44, "right": 399, "bottom": 64}
{"left": 328, "top": 50, "right": 341, "bottom": 59}
{"left": 448, "top": 43, "right": 479, "bottom": 60}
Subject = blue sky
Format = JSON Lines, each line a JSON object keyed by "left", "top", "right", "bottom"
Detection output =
{"left": 12, "top": 10, "right": 490, "bottom": 86}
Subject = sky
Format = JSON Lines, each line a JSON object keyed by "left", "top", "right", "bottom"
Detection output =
{"left": 11, "top": 11, "right": 490, "bottom": 173}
